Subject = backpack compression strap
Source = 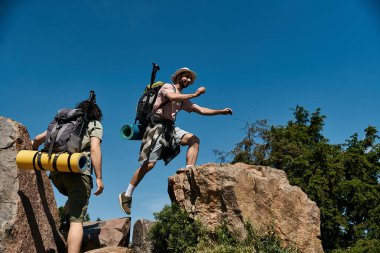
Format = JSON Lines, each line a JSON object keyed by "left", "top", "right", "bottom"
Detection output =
{"left": 52, "top": 154, "right": 59, "bottom": 171}
{"left": 67, "top": 153, "right": 74, "bottom": 172}
{"left": 32, "top": 151, "right": 39, "bottom": 171}
{"left": 36, "top": 152, "right": 45, "bottom": 171}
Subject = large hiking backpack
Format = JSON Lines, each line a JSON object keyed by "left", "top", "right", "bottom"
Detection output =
{"left": 43, "top": 91, "right": 96, "bottom": 157}
{"left": 135, "top": 81, "right": 165, "bottom": 130}
{"left": 120, "top": 63, "right": 165, "bottom": 140}
{"left": 43, "top": 108, "right": 84, "bottom": 157}
{"left": 133, "top": 63, "right": 165, "bottom": 137}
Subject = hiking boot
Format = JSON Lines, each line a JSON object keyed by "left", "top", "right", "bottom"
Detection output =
{"left": 118, "top": 193, "right": 132, "bottom": 215}
{"left": 176, "top": 165, "right": 196, "bottom": 174}
{"left": 176, "top": 167, "right": 187, "bottom": 174}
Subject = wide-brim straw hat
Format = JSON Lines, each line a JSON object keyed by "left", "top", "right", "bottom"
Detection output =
{"left": 171, "top": 67, "right": 197, "bottom": 84}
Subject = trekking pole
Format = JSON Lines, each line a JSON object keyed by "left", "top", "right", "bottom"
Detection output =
{"left": 144, "top": 63, "right": 160, "bottom": 118}
{"left": 134, "top": 63, "right": 160, "bottom": 125}
{"left": 78, "top": 90, "right": 96, "bottom": 139}
{"left": 149, "top": 63, "right": 160, "bottom": 89}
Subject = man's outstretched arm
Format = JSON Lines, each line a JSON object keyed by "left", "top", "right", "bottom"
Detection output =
{"left": 191, "top": 104, "right": 233, "bottom": 116}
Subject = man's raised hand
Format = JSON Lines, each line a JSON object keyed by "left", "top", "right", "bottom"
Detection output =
{"left": 195, "top": 86, "right": 206, "bottom": 97}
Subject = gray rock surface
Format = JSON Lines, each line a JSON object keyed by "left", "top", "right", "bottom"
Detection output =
{"left": 82, "top": 217, "right": 131, "bottom": 252}
{"left": 84, "top": 246, "right": 131, "bottom": 253}
{"left": 0, "top": 116, "right": 65, "bottom": 253}
{"left": 132, "top": 219, "right": 155, "bottom": 253}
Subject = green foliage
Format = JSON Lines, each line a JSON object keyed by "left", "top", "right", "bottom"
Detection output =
{"left": 149, "top": 204, "right": 202, "bottom": 253}
{"left": 331, "top": 239, "right": 380, "bottom": 253}
{"left": 58, "top": 206, "right": 65, "bottom": 225}
{"left": 195, "top": 221, "right": 299, "bottom": 253}
{"left": 216, "top": 105, "right": 380, "bottom": 252}
{"left": 150, "top": 204, "right": 299, "bottom": 253}
{"left": 84, "top": 213, "right": 90, "bottom": 222}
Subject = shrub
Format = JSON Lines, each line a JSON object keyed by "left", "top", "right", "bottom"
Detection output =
{"left": 149, "top": 204, "right": 202, "bottom": 253}
{"left": 150, "top": 204, "right": 300, "bottom": 253}
{"left": 195, "top": 220, "right": 299, "bottom": 253}
{"left": 331, "top": 239, "right": 380, "bottom": 253}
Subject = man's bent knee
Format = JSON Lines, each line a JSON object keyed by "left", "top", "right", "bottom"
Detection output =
{"left": 188, "top": 135, "right": 200, "bottom": 146}
{"left": 142, "top": 161, "right": 156, "bottom": 171}
{"left": 181, "top": 134, "right": 200, "bottom": 146}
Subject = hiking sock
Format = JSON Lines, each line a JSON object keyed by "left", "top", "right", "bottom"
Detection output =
{"left": 125, "top": 183, "right": 136, "bottom": 197}
{"left": 186, "top": 164, "right": 195, "bottom": 168}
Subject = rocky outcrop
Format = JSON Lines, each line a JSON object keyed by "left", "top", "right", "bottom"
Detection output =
{"left": 0, "top": 116, "right": 66, "bottom": 253}
{"left": 131, "top": 219, "right": 155, "bottom": 253}
{"left": 1, "top": 116, "right": 324, "bottom": 252}
{"left": 82, "top": 217, "right": 131, "bottom": 252}
{"left": 84, "top": 246, "right": 131, "bottom": 253}
{"left": 168, "top": 163, "right": 324, "bottom": 253}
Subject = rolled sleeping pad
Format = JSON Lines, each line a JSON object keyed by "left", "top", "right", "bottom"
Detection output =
{"left": 120, "top": 123, "right": 142, "bottom": 140}
{"left": 16, "top": 150, "right": 87, "bottom": 173}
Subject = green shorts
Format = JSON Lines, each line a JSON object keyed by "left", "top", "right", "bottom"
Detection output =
{"left": 50, "top": 172, "right": 93, "bottom": 223}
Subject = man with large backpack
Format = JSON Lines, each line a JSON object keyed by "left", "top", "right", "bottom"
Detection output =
{"left": 119, "top": 67, "right": 233, "bottom": 215}
{"left": 31, "top": 96, "right": 104, "bottom": 253}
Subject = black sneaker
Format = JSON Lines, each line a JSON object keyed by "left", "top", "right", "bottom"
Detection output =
{"left": 118, "top": 193, "right": 132, "bottom": 215}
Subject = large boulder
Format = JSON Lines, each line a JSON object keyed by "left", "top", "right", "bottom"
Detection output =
{"left": 82, "top": 217, "right": 131, "bottom": 252}
{"left": 131, "top": 219, "right": 155, "bottom": 253}
{"left": 0, "top": 116, "right": 65, "bottom": 253}
{"left": 168, "top": 163, "right": 324, "bottom": 253}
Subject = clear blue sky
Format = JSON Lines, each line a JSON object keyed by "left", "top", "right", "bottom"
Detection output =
{"left": 1, "top": 0, "right": 380, "bottom": 224}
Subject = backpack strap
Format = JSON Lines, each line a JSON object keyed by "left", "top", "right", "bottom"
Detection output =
{"left": 36, "top": 152, "right": 45, "bottom": 171}
{"left": 52, "top": 154, "right": 59, "bottom": 171}
{"left": 148, "top": 84, "right": 177, "bottom": 120}
{"left": 32, "top": 151, "right": 39, "bottom": 171}
{"left": 67, "top": 154, "right": 74, "bottom": 172}
{"left": 47, "top": 124, "right": 61, "bottom": 158}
